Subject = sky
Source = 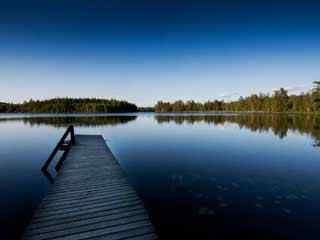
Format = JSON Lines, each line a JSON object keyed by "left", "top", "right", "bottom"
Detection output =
{"left": 0, "top": 0, "right": 320, "bottom": 106}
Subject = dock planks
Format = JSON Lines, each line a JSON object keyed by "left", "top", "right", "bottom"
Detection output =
{"left": 23, "top": 135, "right": 157, "bottom": 240}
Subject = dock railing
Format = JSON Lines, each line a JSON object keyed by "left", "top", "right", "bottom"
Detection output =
{"left": 41, "top": 125, "right": 75, "bottom": 172}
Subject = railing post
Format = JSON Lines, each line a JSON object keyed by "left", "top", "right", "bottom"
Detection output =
{"left": 41, "top": 125, "right": 76, "bottom": 172}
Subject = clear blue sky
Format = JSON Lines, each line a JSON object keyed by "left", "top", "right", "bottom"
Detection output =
{"left": 1, "top": 0, "right": 319, "bottom": 106}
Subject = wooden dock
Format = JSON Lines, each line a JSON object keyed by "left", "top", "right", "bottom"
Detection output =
{"left": 23, "top": 134, "right": 157, "bottom": 240}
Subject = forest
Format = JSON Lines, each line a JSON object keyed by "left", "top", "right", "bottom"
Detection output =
{"left": 1, "top": 82, "right": 320, "bottom": 114}
{"left": 154, "top": 82, "right": 320, "bottom": 113}
{"left": 0, "top": 98, "right": 138, "bottom": 113}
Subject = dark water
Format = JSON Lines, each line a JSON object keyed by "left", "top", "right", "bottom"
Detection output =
{"left": 1, "top": 113, "right": 320, "bottom": 239}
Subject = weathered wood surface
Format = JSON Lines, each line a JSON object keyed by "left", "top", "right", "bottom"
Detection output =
{"left": 23, "top": 135, "right": 157, "bottom": 240}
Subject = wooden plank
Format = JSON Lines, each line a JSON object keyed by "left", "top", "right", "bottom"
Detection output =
{"left": 25, "top": 215, "right": 151, "bottom": 239}
{"left": 25, "top": 209, "right": 147, "bottom": 235}
{"left": 23, "top": 135, "right": 157, "bottom": 240}
{"left": 26, "top": 206, "right": 145, "bottom": 231}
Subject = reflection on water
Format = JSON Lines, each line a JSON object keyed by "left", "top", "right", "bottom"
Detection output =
{"left": 1, "top": 113, "right": 320, "bottom": 239}
{"left": 0, "top": 115, "right": 137, "bottom": 127}
{"left": 155, "top": 113, "right": 320, "bottom": 146}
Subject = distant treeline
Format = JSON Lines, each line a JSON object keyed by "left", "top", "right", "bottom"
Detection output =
{"left": 2, "top": 82, "right": 320, "bottom": 114}
{"left": 0, "top": 98, "right": 138, "bottom": 113}
{"left": 137, "top": 107, "right": 154, "bottom": 112}
{"left": 154, "top": 82, "right": 320, "bottom": 113}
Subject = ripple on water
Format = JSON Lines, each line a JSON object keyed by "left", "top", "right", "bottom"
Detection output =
{"left": 255, "top": 203, "right": 263, "bottom": 208}
{"left": 231, "top": 182, "right": 240, "bottom": 188}
{"left": 219, "top": 203, "right": 228, "bottom": 208}
{"left": 198, "top": 207, "right": 216, "bottom": 216}
{"left": 282, "top": 208, "right": 292, "bottom": 215}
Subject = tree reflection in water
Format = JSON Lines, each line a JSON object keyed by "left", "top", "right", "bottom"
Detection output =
{"left": 155, "top": 113, "right": 320, "bottom": 147}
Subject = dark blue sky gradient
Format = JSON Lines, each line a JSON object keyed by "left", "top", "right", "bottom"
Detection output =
{"left": 1, "top": 0, "right": 320, "bottom": 105}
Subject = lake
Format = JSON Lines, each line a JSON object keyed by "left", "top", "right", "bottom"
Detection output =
{"left": 1, "top": 113, "right": 320, "bottom": 239}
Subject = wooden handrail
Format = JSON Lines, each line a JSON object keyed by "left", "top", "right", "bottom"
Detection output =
{"left": 41, "top": 125, "right": 75, "bottom": 172}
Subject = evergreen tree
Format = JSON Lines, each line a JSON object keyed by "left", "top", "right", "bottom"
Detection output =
{"left": 312, "top": 81, "right": 320, "bottom": 112}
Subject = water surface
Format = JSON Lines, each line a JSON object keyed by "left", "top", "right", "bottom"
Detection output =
{"left": 1, "top": 113, "right": 320, "bottom": 239}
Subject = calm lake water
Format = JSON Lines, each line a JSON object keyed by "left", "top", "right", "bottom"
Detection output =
{"left": 1, "top": 113, "right": 320, "bottom": 239}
